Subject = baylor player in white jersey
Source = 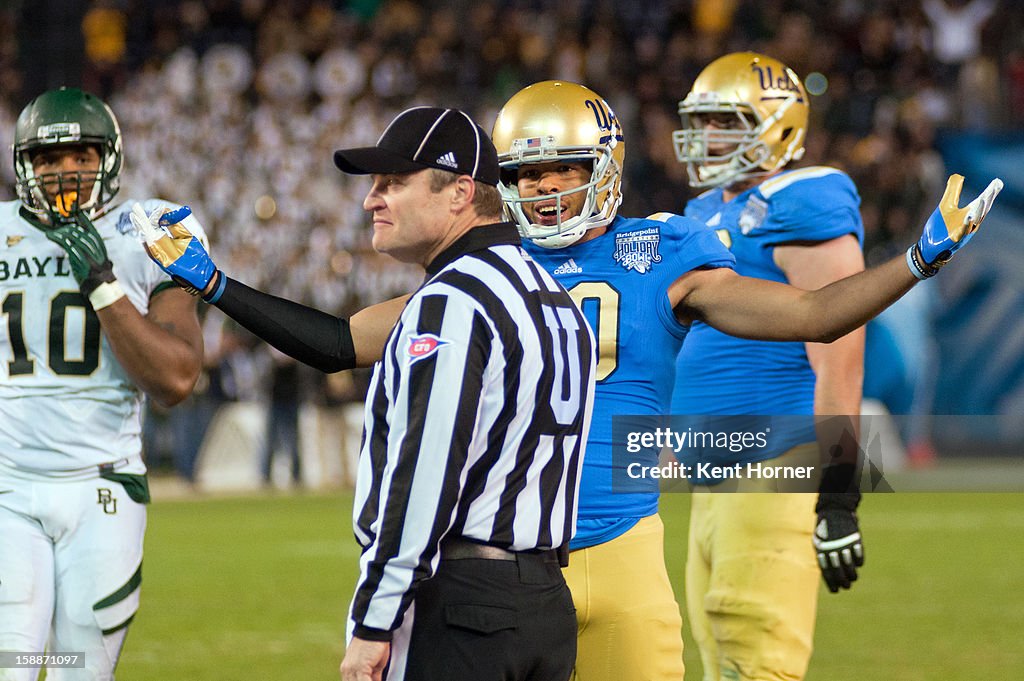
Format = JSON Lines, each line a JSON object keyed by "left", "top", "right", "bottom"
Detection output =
{"left": 0, "top": 196, "right": 196, "bottom": 471}
{"left": 0, "top": 88, "right": 205, "bottom": 681}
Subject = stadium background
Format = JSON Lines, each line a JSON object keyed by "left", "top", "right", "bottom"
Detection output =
{"left": 3, "top": 1, "right": 1023, "bottom": 679}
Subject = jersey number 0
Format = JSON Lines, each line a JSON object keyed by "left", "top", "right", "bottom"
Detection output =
{"left": 568, "top": 281, "right": 620, "bottom": 382}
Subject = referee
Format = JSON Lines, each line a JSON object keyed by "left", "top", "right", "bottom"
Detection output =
{"left": 134, "top": 107, "right": 597, "bottom": 681}
{"left": 334, "top": 108, "right": 596, "bottom": 681}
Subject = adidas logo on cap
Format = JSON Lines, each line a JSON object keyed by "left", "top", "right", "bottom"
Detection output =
{"left": 436, "top": 152, "right": 458, "bottom": 169}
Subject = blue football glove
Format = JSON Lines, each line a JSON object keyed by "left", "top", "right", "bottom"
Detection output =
{"left": 813, "top": 495, "right": 864, "bottom": 593}
{"left": 907, "top": 174, "right": 1003, "bottom": 279}
{"left": 131, "top": 203, "right": 222, "bottom": 300}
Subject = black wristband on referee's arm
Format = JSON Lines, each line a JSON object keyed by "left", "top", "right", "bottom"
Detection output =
{"left": 352, "top": 624, "right": 393, "bottom": 642}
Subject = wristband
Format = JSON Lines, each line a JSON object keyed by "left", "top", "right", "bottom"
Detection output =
{"left": 202, "top": 270, "right": 227, "bottom": 304}
{"left": 88, "top": 280, "right": 126, "bottom": 310}
{"left": 906, "top": 245, "right": 939, "bottom": 280}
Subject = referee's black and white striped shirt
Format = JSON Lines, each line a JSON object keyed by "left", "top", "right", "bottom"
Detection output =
{"left": 349, "top": 222, "right": 596, "bottom": 639}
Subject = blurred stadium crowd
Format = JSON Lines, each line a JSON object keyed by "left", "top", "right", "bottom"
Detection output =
{"left": 2, "top": 0, "right": 1021, "bottom": 481}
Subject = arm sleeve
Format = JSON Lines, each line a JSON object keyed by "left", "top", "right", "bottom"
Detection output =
{"left": 212, "top": 275, "right": 356, "bottom": 373}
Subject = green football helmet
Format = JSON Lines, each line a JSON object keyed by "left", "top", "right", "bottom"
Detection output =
{"left": 14, "top": 87, "right": 123, "bottom": 223}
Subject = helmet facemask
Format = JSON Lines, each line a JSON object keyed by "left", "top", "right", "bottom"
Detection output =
{"left": 671, "top": 52, "right": 809, "bottom": 190}
{"left": 498, "top": 136, "right": 622, "bottom": 249}
{"left": 16, "top": 141, "right": 118, "bottom": 226}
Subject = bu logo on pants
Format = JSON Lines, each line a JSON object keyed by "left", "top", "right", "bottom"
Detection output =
{"left": 97, "top": 488, "right": 118, "bottom": 514}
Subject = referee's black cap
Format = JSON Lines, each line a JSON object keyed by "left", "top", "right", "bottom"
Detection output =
{"left": 334, "top": 107, "right": 500, "bottom": 186}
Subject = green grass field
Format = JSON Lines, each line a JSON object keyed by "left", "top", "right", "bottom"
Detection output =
{"left": 116, "top": 486, "right": 1024, "bottom": 680}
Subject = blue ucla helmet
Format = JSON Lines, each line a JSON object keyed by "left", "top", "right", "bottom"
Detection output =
{"left": 14, "top": 87, "right": 123, "bottom": 223}
{"left": 492, "top": 80, "right": 625, "bottom": 249}
{"left": 673, "top": 52, "right": 809, "bottom": 188}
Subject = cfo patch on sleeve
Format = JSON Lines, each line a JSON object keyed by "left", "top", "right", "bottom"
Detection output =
{"left": 407, "top": 334, "right": 448, "bottom": 363}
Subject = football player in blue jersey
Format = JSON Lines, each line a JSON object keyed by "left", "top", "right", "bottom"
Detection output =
{"left": 491, "top": 79, "right": 1001, "bottom": 681}
{"left": 670, "top": 51, "right": 867, "bottom": 681}
{"left": 493, "top": 81, "right": 734, "bottom": 681}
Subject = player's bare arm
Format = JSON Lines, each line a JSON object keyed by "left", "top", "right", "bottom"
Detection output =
{"left": 776, "top": 235, "right": 869, "bottom": 594}
{"left": 37, "top": 203, "right": 203, "bottom": 407}
{"left": 97, "top": 286, "right": 203, "bottom": 407}
{"left": 349, "top": 294, "right": 408, "bottom": 366}
{"left": 670, "top": 255, "right": 911, "bottom": 342}
{"left": 671, "top": 175, "right": 1002, "bottom": 341}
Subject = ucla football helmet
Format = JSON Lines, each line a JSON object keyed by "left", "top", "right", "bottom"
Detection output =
{"left": 14, "top": 87, "right": 123, "bottom": 223}
{"left": 492, "top": 80, "right": 624, "bottom": 249}
{"left": 672, "top": 52, "right": 809, "bottom": 188}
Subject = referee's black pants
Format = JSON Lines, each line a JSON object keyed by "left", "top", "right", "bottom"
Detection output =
{"left": 389, "top": 552, "right": 576, "bottom": 681}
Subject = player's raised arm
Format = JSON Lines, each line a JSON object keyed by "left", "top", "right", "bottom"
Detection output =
{"left": 673, "top": 175, "right": 1003, "bottom": 341}
{"left": 132, "top": 202, "right": 403, "bottom": 369}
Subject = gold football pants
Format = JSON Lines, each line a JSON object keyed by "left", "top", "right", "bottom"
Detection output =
{"left": 686, "top": 446, "right": 821, "bottom": 681}
{"left": 564, "top": 514, "right": 685, "bottom": 681}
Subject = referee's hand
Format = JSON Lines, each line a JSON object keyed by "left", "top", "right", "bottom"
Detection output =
{"left": 340, "top": 638, "right": 390, "bottom": 681}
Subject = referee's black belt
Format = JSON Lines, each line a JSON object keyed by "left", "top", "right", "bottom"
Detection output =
{"left": 441, "top": 537, "right": 567, "bottom": 567}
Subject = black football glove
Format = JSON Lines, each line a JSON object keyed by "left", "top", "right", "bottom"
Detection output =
{"left": 813, "top": 493, "right": 864, "bottom": 593}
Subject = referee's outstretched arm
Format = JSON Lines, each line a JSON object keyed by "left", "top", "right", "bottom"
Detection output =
{"left": 195, "top": 278, "right": 405, "bottom": 371}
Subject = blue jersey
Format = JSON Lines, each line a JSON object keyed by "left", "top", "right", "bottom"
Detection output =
{"left": 672, "top": 166, "right": 863, "bottom": 466}
{"left": 525, "top": 214, "right": 734, "bottom": 548}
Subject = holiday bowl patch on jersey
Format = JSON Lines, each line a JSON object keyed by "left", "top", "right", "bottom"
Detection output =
{"left": 614, "top": 226, "right": 662, "bottom": 273}
{"left": 407, "top": 334, "right": 448, "bottom": 362}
